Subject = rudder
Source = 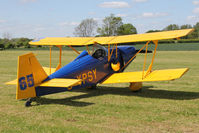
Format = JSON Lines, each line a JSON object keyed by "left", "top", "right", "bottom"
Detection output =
{"left": 17, "top": 53, "right": 48, "bottom": 99}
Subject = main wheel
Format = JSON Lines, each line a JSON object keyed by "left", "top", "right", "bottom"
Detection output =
{"left": 129, "top": 82, "right": 142, "bottom": 92}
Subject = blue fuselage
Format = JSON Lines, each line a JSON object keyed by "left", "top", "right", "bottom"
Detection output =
{"left": 35, "top": 46, "right": 136, "bottom": 96}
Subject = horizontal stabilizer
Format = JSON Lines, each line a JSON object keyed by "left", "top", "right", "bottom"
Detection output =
{"left": 5, "top": 79, "right": 17, "bottom": 85}
{"left": 43, "top": 67, "right": 56, "bottom": 75}
{"left": 6, "top": 78, "right": 82, "bottom": 88}
{"left": 102, "top": 68, "right": 189, "bottom": 84}
{"left": 5, "top": 67, "right": 55, "bottom": 85}
{"left": 39, "top": 78, "right": 82, "bottom": 88}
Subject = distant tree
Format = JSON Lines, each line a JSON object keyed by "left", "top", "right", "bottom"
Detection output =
{"left": 180, "top": 24, "right": 192, "bottom": 29}
{"left": 2, "top": 32, "right": 12, "bottom": 40}
{"left": 183, "top": 22, "right": 199, "bottom": 39}
{"left": 192, "top": 22, "right": 199, "bottom": 38}
{"left": 0, "top": 39, "right": 5, "bottom": 50}
{"left": 74, "top": 18, "right": 97, "bottom": 37}
{"left": 2, "top": 39, "right": 14, "bottom": 49}
{"left": 97, "top": 14, "right": 123, "bottom": 36}
{"left": 10, "top": 38, "right": 30, "bottom": 48}
{"left": 179, "top": 24, "right": 193, "bottom": 39}
{"left": 146, "top": 30, "right": 161, "bottom": 33}
{"left": 187, "top": 32, "right": 197, "bottom": 39}
{"left": 194, "top": 22, "right": 199, "bottom": 30}
{"left": 117, "top": 23, "right": 137, "bottom": 35}
{"left": 163, "top": 24, "right": 179, "bottom": 31}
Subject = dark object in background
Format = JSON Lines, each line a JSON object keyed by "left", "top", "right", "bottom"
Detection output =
{"left": 136, "top": 50, "right": 153, "bottom": 53}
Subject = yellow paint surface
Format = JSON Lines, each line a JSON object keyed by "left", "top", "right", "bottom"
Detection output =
{"left": 39, "top": 78, "right": 82, "bottom": 88}
{"left": 102, "top": 68, "right": 189, "bottom": 84}
{"left": 5, "top": 79, "right": 17, "bottom": 85}
{"left": 16, "top": 53, "right": 48, "bottom": 99}
{"left": 29, "top": 29, "right": 194, "bottom": 46}
{"left": 43, "top": 67, "right": 56, "bottom": 75}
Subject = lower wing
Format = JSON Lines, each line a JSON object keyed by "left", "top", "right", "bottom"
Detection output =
{"left": 102, "top": 68, "right": 189, "bottom": 84}
{"left": 39, "top": 78, "right": 81, "bottom": 87}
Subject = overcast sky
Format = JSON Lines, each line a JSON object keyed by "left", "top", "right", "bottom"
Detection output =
{"left": 0, "top": 0, "right": 198, "bottom": 38}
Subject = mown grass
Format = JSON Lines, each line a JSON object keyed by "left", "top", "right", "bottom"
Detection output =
{"left": 134, "top": 43, "right": 199, "bottom": 51}
{"left": 0, "top": 48, "right": 199, "bottom": 133}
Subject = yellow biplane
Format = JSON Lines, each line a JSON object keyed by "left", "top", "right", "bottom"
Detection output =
{"left": 6, "top": 29, "right": 194, "bottom": 106}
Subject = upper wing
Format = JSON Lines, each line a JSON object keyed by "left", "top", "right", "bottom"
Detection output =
{"left": 29, "top": 29, "right": 194, "bottom": 46}
{"left": 102, "top": 68, "right": 189, "bottom": 84}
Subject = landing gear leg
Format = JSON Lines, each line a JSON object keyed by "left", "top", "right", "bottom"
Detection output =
{"left": 25, "top": 98, "right": 32, "bottom": 107}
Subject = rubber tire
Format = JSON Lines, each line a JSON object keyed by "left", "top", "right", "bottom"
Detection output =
{"left": 25, "top": 101, "right": 31, "bottom": 107}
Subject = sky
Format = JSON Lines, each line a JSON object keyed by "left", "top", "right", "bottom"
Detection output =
{"left": 0, "top": 0, "right": 198, "bottom": 38}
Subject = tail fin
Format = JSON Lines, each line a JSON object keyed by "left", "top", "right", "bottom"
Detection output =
{"left": 16, "top": 53, "right": 48, "bottom": 99}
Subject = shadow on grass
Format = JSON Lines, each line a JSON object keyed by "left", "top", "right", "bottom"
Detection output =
{"left": 34, "top": 86, "right": 199, "bottom": 107}
{"left": 33, "top": 97, "right": 94, "bottom": 107}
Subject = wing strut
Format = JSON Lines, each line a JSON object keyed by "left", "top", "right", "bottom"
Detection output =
{"left": 142, "top": 41, "right": 149, "bottom": 79}
{"left": 86, "top": 45, "right": 90, "bottom": 55}
{"left": 119, "top": 40, "right": 159, "bottom": 78}
{"left": 108, "top": 44, "right": 110, "bottom": 61}
{"left": 120, "top": 41, "right": 150, "bottom": 71}
{"left": 55, "top": 45, "right": 62, "bottom": 71}
{"left": 144, "top": 40, "right": 158, "bottom": 78}
{"left": 49, "top": 45, "right": 63, "bottom": 74}
{"left": 116, "top": 44, "right": 118, "bottom": 58}
{"left": 68, "top": 45, "right": 80, "bottom": 54}
{"left": 108, "top": 44, "right": 116, "bottom": 62}
{"left": 49, "top": 46, "right": 52, "bottom": 74}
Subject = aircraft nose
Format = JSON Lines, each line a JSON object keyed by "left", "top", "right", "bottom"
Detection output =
{"left": 118, "top": 46, "right": 136, "bottom": 64}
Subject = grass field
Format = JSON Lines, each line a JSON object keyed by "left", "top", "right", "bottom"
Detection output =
{"left": 0, "top": 49, "right": 199, "bottom": 133}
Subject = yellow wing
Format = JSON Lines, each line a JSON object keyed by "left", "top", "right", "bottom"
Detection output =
{"left": 102, "top": 68, "right": 189, "bottom": 84}
{"left": 42, "top": 67, "right": 56, "bottom": 75}
{"left": 39, "top": 78, "right": 82, "bottom": 88}
{"left": 29, "top": 29, "right": 194, "bottom": 46}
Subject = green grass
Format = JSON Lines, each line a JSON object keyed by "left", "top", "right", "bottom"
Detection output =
{"left": 134, "top": 43, "right": 199, "bottom": 51}
{"left": 0, "top": 49, "right": 199, "bottom": 133}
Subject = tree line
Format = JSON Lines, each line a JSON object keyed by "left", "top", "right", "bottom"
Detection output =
{"left": 74, "top": 14, "right": 137, "bottom": 37}
{"left": 1, "top": 14, "right": 199, "bottom": 50}
{"left": 0, "top": 37, "right": 32, "bottom": 50}
{"left": 74, "top": 14, "right": 199, "bottom": 39}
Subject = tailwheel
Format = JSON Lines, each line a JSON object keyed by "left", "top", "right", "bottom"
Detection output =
{"left": 25, "top": 98, "right": 33, "bottom": 107}
{"left": 129, "top": 82, "right": 142, "bottom": 92}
